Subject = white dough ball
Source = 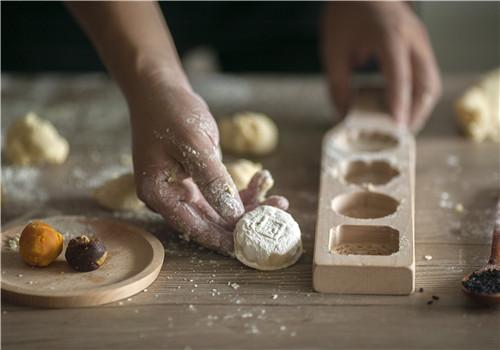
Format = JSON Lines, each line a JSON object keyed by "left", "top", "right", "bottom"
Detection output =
{"left": 219, "top": 112, "right": 278, "bottom": 156}
{"left": 234, "top": 205, "right": 302, "bottom": 271}
{"left": 93, "top": 173, "right": 144, "bottom": 211}
{"left": 225, "top": 159, "right": 262, "bottom": 191}
{"left": 4, "top": 112, "right": 69, "bottom": 165}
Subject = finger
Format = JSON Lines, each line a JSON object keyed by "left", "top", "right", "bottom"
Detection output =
{"left": 244, "top": 195, "right": 289, "bottom": 212}
{"left": 136, "top": 160, "right": 234, "bottom": 255}
{"left": 179, "top": 139, "right": 244, "bottom": 225}
{"left": 239, "top": 170, "right": 274, "bottom": 204}
{"left": 135, "top": 157, "right": 228, "bottom": 232}
{"left": 377, "top": 38, "right": 411, "bottom": 128}
{"left": 326, "top": 55, "right": 352, "bottom": 119}
{"left": 409, "top": 37, "right": 442, "bottom": 133}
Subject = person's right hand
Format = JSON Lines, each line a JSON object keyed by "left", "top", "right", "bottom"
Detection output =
{"left": 127, "top": 69, "right": 287, "bottom": 255}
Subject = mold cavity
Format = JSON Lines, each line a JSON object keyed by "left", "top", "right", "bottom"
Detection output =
{"left": 330, "top": 225, "right": 399, "bottom": 256}
{"left": 334, "top": 130, "right": 399, "bottom": 153}
{"left": 343, "top": 160, "right": 400, "bottom": 186}
{"left": 331, "top": 192, "right": 399, "bottom": 219}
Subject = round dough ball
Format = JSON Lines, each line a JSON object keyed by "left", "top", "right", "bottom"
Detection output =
{"left": 93, "top": 173, "right": 144, "bottom": 211}
{"left": 219, "top": 112, "right": 278, "bottom": 156}
{"left": 225, "top": 159, "right": 262, "bottom": 191}
{"left": 234, "top": 205, "right": 302, "bottom": 271}
{"left": 4, "top": 112, "right": 69, "bottom": 165}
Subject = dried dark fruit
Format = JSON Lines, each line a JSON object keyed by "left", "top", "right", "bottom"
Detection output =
{"left": 65, "top": 235, "right": 107, "bottom": 272}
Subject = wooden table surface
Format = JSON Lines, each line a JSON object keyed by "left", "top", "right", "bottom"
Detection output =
{"left": 1, "top": 73, "right": 499, "bottom": 349}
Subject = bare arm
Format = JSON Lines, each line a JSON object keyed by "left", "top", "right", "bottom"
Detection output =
{"left": 67, "top": 2, "right": 249, "bottom": 254}
{"left": 65, "top": 1, "right": 189, "bottom": 96}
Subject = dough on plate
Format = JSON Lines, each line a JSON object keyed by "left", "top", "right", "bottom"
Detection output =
{"left": 218, "top": 112, "right": 278, "bottom": 156}
{"left": 455, "top": 68, "right": 500, "bottom": 142}
{"left": 93, "top": 173, "right": 144, "bottom": 211}
{"left": 4, "top": 112, "right": 69, "bottom": 165}
{"left": 234, "top": 205, "right": 302, "bottom": 271}
{"left": 225, "top": 159, "right": 262, "bottom": 191}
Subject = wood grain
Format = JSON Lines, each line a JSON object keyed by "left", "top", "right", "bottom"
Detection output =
{"left": 1, "top": 216, "right": 165, "bottom": 308}
{"left": 1, "top": 74, "right": 499, "bottom": 349}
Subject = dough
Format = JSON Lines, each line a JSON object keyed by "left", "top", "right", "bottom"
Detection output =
{"left": 225, "top": 159, "right": 262, "bottom": 191}
{"left": 234, "top": 205, "right": 302, "bottom": 270}
{"left": 93, "top": 173, "right": 144, "bottom": 211}
{"left": 4, "top": 112, "right": 69, "bottom": 165}
{"left": 455, "top": 68, "right": 500, "bottom": 142}
{"left": 219, "top": 112, "right": 278, "bottom": 156}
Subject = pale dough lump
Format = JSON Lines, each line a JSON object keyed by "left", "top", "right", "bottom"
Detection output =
{"left": 93, "top": 173, "right": 144, "bottom": 211}
{"left": 225, "top": 159, "right": 262, "bottom": 191}
{"left": 218, "top": 112, "right": 278, "bottom": 156}
{"left": 4, "top": 112, "right": 69, "bottom": 165}
{"left": 455, "top": 68, "right": 499, "bottom": 142}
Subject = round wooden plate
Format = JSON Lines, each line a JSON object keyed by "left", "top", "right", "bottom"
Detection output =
{"left": 1, "top": 216, "right": 164, "bottom": 308}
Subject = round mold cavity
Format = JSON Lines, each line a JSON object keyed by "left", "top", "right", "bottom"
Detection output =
{"left": 331, "top": 191, "right": 399, "bottom": 219}
{"left": 334, "top": 129, "right": 399, "bottom": 153}
{"left": 343, "top": 160, "right": 400, "bottom": 186}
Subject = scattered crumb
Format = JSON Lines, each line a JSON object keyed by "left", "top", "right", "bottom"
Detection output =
{"left": 188, "top": 304, "right": 196, "bottom": 312}
{"left": 280, "top": 325, "right": 287, "bottom": 331}
{"left": 455, "top": 203, "right": 464, "bottom": 212}
{"left": 432, "top": 295, "right": 440, "bottom": 301}
{"left": 230, "top": 282, "right": 240, "bottom": 290}
{"left": 143, "top": 289, "right": 148, "bottom": 292}
{"left": 17, "top": 273, "right": 23, "bottom": 278}
{"left": 290, "top": 331, "right": 297, "bottom": 337}
{"left": 118, "top": 301, "right": 124, "bottom": 306}
{"left": 424, "top": 255, "right": 433, "bottom": 261}
{"left": 419, "top": 288, "right": 424, "bottom": 293}
{"left": 272, "top": 294, "right": 278, "bottom": 300}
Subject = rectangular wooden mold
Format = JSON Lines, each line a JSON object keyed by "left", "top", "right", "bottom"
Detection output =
{"left": 313, "top": 106, "right": 415, "bottom": 295}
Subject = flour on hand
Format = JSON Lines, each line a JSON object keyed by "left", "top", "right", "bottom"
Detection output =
{"left": 234, "top": 205, "right": 302, "bottom": 270}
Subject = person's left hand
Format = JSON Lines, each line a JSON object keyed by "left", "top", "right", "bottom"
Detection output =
{"left": 322, "top": 1, "right": 442, "bottom": 132}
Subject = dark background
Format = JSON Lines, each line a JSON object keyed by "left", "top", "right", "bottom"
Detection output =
{"left": 1, "top": 2, "right": 322, "bottom": 73}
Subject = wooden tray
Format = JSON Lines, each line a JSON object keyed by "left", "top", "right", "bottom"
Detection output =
{"left": 1, "top": 216, "right": 165, "bottom": 308}
{"left": 313, "top": 104, "right": 415, "bottom": 295}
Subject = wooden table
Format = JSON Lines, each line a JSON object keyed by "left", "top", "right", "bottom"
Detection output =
{"left": 2, "top": 73, "right": 499, "bottom": 349}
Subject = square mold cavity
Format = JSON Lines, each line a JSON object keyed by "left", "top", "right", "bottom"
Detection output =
{"left": 330, "top": 225, "right": 399, "bottom": 256}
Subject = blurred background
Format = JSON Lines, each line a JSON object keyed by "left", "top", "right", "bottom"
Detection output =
{"left": 2, "top": 1, "right": 499, "bottom": 74}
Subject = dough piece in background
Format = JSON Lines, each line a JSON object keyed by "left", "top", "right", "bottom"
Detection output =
{"left": 225, "top": 159, "right": 262, "bottom": 191}
{"left": 234, "top": 205, "right": 302, "bottom": 271}
{"left": 4, "top": 112, "right": 70, "bottom": 165}
{"left": 93, "top": 173, "right": 144, "bottom": 211}
{"left": 455, "top": 68, "right": 500, "bottom": 142}
{"left": 218, "top": 112, "right": 278, "bottom": 156}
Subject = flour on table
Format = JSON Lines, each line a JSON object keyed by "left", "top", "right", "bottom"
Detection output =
{"left": 234, "top": 205, "right": 302, "bottom": 270}
{"left": 4, "top": 112, "right": 69, "bottom": 165}
{"left": 93, "top": 173, "right": 144, "bottom": 211}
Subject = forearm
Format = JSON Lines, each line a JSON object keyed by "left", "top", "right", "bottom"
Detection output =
{"left": 66, "top": 1, "right": 190, "bottom": 97}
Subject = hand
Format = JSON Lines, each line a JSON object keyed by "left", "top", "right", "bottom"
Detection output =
{"left": 322, "top": 1, "right": 442, "bottom": 132}
{"left": 127, "top": 70, "right": 287, "bottom": 255}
